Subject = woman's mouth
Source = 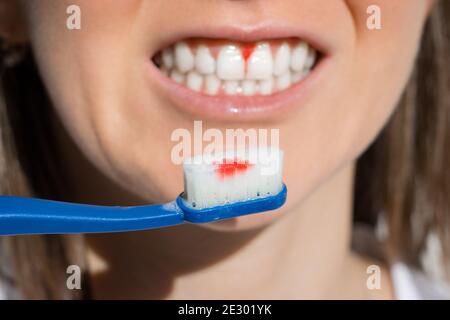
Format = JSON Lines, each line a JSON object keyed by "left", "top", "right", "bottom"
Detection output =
{"left": 152, "top": 39, "right": 318, "bottom": 97}
{"left": 148, "top": 29, "right": 330, "bottom": 121}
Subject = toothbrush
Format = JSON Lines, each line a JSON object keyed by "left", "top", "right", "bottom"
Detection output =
{"left": 0, "top": 148, "right": 286, "bottom": 236}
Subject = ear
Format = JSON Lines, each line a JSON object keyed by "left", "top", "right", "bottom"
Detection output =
{"left": 0, "top": 0, "right": 27, "bottom": 43}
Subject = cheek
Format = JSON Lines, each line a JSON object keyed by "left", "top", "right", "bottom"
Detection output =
{"left": 266, "top": 0, "right": 430, "bottom": 216}
{"left": 23, "top": 0, "right": 187, "bottom": 201}
{"left": 348, "top": 0, "right": 428, "bottom": 103}
{"left": 344, "top": 0, "right": 428, "bottom": 149}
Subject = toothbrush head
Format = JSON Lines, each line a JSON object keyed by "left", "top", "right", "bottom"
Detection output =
{"left": 177, "top": 147, "right": 287, "bottom": 223}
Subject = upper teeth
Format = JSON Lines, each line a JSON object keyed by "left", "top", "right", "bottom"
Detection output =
{"left": 217, "top": 45, "right": 245, "bottom": 80}
{"left": 273, "top": 43, "right": 291, "bottom": 76}
{"left": 174, "top": 42, "right": 195, "bottom": 73}
{"left": 156, "top": 39, "right": 317, "bottom": 96}
{"left": 195, "top": 45, "right": 215, "bottom": 75}
{"left": 247, "top": 42, "right": 273, "bottom": 80}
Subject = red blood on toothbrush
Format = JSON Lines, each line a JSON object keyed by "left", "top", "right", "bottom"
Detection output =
{"left": 216, "top": 159, "right": 253, "bottom": 179}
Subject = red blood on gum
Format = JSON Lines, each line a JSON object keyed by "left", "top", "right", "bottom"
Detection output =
{"left": 241, "top": 44, "right": 255, "bottom": 73}
{"left": 241, "top": 44, "right": 256, "bottom": 61}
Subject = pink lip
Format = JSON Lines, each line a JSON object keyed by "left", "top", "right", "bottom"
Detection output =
{"left": 150, "top": 22, "right": 335, "bottom": 57}
{"left": 146, "top": 23, "right": 334, "bottom": 122}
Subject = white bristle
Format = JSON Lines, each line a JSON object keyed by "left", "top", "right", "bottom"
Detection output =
{"left": 183, "top": 147, "right": 284, "bottom": 209}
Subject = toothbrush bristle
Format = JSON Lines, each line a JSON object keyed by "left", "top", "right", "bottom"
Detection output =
{"left": 183, "top": 147, "right": 284, "bottom": 209}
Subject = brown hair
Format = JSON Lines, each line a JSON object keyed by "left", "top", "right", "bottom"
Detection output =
{"left": 0, "top": 49, "right": 87, "bottom": 298}
{"left": 1, "top": 2, "right": 449, "bottom": 299}
{"left": 354, "top": 1, "right": 450, "bottom": 268}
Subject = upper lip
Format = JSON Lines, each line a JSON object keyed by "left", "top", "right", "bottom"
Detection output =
{"left": 151, "top": 21, "right": 334, "bottom": 57}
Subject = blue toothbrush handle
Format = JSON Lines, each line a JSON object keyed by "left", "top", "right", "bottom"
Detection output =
{"left": 0, "top": 196, "right": 185, "bottom": 235}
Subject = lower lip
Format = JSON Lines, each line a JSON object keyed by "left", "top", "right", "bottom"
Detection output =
{"left": 146, "top": 56, "right": 331, "bottom": 122}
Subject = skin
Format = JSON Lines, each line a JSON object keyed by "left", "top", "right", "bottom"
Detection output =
{"left": 0, "top": 0, "right": 435, "bottom": 299}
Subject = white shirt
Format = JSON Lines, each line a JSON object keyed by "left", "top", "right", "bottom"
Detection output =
{"left": 391, "top": 262, "right": 450, "bottom": 299}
